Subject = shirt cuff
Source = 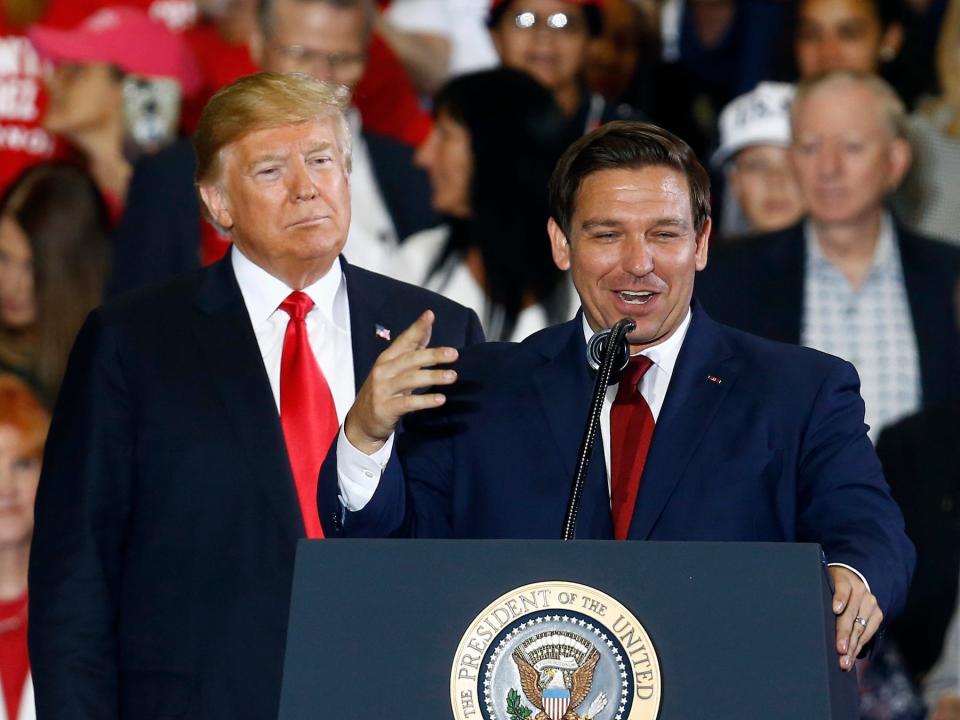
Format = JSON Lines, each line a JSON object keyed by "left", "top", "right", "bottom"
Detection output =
{"left": 826, "top": 563, "right": 872, "bottom": 595}
{"left": 337, "top": 428, "right": 394, "bottom": 512}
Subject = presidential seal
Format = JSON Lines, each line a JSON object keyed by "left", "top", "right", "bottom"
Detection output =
{"left": 451, "top": 581, "right": 661, "bottom": 720}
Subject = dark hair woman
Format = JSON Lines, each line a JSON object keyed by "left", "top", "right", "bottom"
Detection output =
{"left": 396, "top": 67, "right": 576, "bottom": 341}
{"left": 0, "top": 163, "right": 110, "bottom": 406}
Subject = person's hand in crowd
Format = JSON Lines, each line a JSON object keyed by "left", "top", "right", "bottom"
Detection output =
{"left": 344, "top": 310, "right": 458, "bottom": 455}
{"left": 829, "top": 565, "right": 883, "bottom": 671}
{"left": 931, "top": 695, "right": 960, "bottom": 720}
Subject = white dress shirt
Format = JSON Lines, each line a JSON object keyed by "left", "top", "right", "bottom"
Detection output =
{"left": 231, "top": 246, "right": 393, "bottom": 484}
{"left": 586, "top": 310, "right": 690, "bottom": 492}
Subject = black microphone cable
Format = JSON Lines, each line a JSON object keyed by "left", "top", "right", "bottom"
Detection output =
{"left": 561, "top": 317, "right": 636, "bottom": 541}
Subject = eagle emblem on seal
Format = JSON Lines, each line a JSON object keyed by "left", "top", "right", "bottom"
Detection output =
{"left": 510, "top": 630, "right": 609, "bottom": 720}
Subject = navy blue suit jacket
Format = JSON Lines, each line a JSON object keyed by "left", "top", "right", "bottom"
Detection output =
{"left": 695, "top": 222, "right": 960, "bottom": 409}
{"left": 321, "top": 305, "right": 914, "bottom": 622}
{"left": 28, "top": 256, "right": 483, "bottom": 720}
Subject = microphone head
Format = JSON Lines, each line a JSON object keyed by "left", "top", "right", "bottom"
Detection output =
{"left": 586, "top": 325, "right": 632, "bottom": 382}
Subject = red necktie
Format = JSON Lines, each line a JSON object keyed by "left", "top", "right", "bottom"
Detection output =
{"left": 279, "top": 291, "right": 339, "bottom": 539}
{"left": 610, "top": 356, "right": 655, "bottom": 540}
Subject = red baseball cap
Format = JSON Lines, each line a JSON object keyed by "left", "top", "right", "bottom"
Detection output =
{"left": 29, "top": 6, "right": 202, "bottom": 95}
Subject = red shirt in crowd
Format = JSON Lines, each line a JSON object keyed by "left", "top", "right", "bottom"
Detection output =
{"left": 0, "top": 593, "right": 29, "bottom": 720}
{"left": 0, "top": 0, "right": 98, "bottom": 193}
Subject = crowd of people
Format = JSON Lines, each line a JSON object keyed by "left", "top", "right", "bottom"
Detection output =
{"left": 0, "top": 0, "right": 958, "bottom": 718}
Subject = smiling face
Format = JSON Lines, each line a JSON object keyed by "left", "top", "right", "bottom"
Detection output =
{"left": 790, "top": 80, "right": 910, "bottom": 229}
{"left": 414, "top": 110, "right": 473, "bottom": 218}
{"left": 491, "top": 0, "right": 591, "bottom": 97}
{"left": 199, "top": 117, "right": 351, "bottom": 288}
{"left": 548, "top": 166, "right": 710, "bottom": 352}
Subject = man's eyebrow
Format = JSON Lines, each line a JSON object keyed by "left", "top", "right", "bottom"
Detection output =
{"left": 580, "top": 217, "right": 690, "bottom": 230}
{"left": 247, "top": 152, "right": 287, "bottom": 168}
{"left": 303, "top": 141, "right": 333, "bottom": 154}
{"left": 581, "top": 218, "right": 624, "bottom": 230}
{"left": 650, "top": 218, "right": 689, "bottom": 228}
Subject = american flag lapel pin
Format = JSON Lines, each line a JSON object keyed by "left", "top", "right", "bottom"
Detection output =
{"left": 375, "top": 324, "right": 391, "bottom": 341}
{"left": 706, "top": 374, "right": 722, "bottom": 384}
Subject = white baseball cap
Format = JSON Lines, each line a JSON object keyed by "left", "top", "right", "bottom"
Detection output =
{"left": 711, "top": 82, "right": 796, "bottom": 168}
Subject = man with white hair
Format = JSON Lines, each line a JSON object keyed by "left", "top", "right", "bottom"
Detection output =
{"left": 698, "top": 70, "right": 960, "bottom": 440}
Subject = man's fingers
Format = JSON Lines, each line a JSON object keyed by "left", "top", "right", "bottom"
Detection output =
{"left": 834, "top": 579, "right": 865, "bottom": 657}
{"left": 379, "top": 346, "right": 458, "bottom": 380}
{"left": 388, "top": 368, "right": 458, "bottom": 396}
{"left": 384, "top": 392, "right": 448, "bottom": 416}
{"left": 378, "top": 311, "right": 435, "bottom": 361}
{"left": 852, "top": 607, "right": 882, "bottom": 658}
{"left": 837, "top": 590, "right": 880, "bottom": 671}
{"left": 832, "top": 576, "right": 853, "bottom": 616}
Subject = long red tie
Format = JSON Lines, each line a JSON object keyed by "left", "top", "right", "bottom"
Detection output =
{"left": 610, "top": 356, "right": 655, "bottom": 540}
{"left": 279, "top": 291, "right": 338, "bottom": 539}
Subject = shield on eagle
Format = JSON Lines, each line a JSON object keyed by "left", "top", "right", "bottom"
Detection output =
{"left": 543, "top": 686, "right": 571, "bottom": 720}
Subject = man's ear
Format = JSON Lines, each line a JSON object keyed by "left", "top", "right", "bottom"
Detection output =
{"left": 695, "top": 216, "right": 711, "bottom": 272}
{"left": 548, "top": 217, "right": 571, "bottom": 271}
{"left": 199, "top": 183, "right": 234, "bottom": 231}
{"left": 887, "top": 136, "right": 912, "bottom": 191}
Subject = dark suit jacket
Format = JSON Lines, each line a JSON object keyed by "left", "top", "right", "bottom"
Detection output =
{"left": 321, "top": 305, "right": 914, "bottom": 621}
{"left": 876, "top": 403, "right": 960, "bottom": 680}
{"left": 108, "top": 132, "right": 438, "bottom": 297}
{"left": 695, "top": 222, "right": 960, "bottom": 409}
{"left": 28, "top": 256, "right": 484, "bottom": 719}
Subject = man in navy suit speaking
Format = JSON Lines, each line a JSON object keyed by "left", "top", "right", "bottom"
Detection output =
{"left": 322, "top": 121, "right": 914, "bottom": 674}
{"left": 28, "top": 73, "right": 482, "bottom": 720}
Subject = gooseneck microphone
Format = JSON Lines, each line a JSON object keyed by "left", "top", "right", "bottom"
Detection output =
{"left": 561, "top": 317, "right": 636, "bottom": 541}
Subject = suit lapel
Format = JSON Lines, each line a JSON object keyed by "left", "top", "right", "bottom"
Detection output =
{"left": 532, "top": 317, "right": 611, "bottom": 537}
{"left": 629, "top": 306, "right": 740, "bottom": 539}
{"left": 342, "top": 260, "right": 400, "bottom": 391}
{"left": 192, "top": 257, "right": 305, "bottom": 543}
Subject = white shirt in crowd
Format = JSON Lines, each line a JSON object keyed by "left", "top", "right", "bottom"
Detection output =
{"left": 801, "top": 213, "right": 922, "bottom": 442}
{"left": 384, "top": 0, "right": 499, "bottom": 76}
{"left": 342, "top": 109, "right": 404, "bottom": 276}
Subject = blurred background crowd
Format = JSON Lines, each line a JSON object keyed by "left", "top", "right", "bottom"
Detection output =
{"left": 0, "top": 0, "right": 958, "bottom": 717}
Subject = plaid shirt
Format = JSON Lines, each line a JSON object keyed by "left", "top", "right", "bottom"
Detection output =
{"left": 801, "top": 214, "right": 921, "bottom": 442}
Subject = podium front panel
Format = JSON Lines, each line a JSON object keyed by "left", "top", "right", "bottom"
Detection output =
{"left": 279, "top": 540, "right": 857, "bottom": 719}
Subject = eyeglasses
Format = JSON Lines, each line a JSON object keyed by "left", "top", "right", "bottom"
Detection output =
{"left": 270, "top": 44, "right": 367, "bottom": 73}
{"left": 512, "top": 11, "right": 584, "bottom": 33}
